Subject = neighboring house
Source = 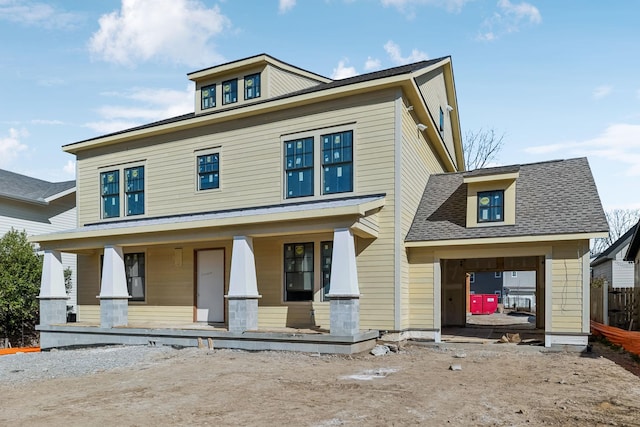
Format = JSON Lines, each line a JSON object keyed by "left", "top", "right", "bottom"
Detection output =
{"left": 591, "top": 224, "right": 637, "bottom": 288}
{"left": 503, "top": 270, "right": 536, "bottom": 311}
{"left": 624, "top": 220, "right": 640, "bottom": 287}
{"left": 0, "top": 169, "right": 77, "bottom": 314}
{"left": 33, "top": 54, "right": 608, "bottom": 352}
{"left": 469, "top": 271, "right": 503, "bottom": 295}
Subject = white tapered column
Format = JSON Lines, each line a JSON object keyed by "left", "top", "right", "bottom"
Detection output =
{"left": 327, "top": 228, "right": 360, "bottom": 336}
{"left": 226, "top": 236, "right": 261, "bottom": 333}
{"left": 98, "top": 245, "right": 130, "bottom": 327}
{"left": 38, "top": 250, "right": 69, "bottom": 325}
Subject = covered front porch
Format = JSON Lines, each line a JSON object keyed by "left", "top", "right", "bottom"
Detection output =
{"left": 34, "top": 195, "right": 385, "bottom": 354}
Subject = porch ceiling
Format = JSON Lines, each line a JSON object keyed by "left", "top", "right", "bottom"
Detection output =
{"left": 31, "top": 194, "right": 385, "bottom": 251}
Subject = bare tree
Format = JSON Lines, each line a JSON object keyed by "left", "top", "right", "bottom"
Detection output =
{"left": 463, "top": 128, "right": 505, "bottom": 170}
{"left": 591, "top": 208, "right": 640, "bottom": 257}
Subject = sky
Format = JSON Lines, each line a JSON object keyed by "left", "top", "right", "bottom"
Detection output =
{"left": 0, "top": 0, "right": 639, "bottom": 212}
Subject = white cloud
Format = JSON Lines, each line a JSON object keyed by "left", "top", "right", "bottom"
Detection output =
{"left": 0, "top": 0, "right": 82, "bottom": 29}
{"left": 279, "top": 0, "right": 296, "bottom": 13}
{"left": 524, "top": 123, "right": 640, "bottom": 177}
{"left": 85, "top": 84, "right": 194, "bottom": 134}
{"left": 88, "top": 0, "right": 231, "bottom": 67}
{"left": 384, "top": 41, "right": 429, "bottom": 65}
{"left": 331, "top": 60, "right": 358, "bottom": 79}
{"left": 31, "top": 119, "right": 64, "bottom": 125}
{"left": 0, "top": 128, "right": 29, "bottom": 167}
{"left": 63, "top": 160, "right": 76, "bottom": 177}
{"left": 381, "top": 0, "right": 471, "bottom": 15}
{"left": 477, "top": 0, "right": 541, "bottom": 41}
{"left": 364, "top": 57, "right": 381, "bottom": 71}
{"left": 593, "top": 85, "right": 613, "bottom": 99}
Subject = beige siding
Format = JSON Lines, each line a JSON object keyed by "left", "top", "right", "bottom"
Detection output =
{"left": 267, "top": 64, "right": 323, "bottom": 97}
{"left": 408, "top": 249, "right": 435, "bottom": 328}
{"left": 77, "top": 305, "right": 100, "bottom": 323}
{"left": 550, "top": 242, "right": 588, "bottom": 333}
{"left": 128, "top": 306, "right": 193, "bottom": 323}
{"left": 76, "top": 90, "right": 397, "bottom": 225}
{"left": 400, "top": 96, "right": 447, "bottom": 329}
{"left": 415, "top": 69, "right": 457, "bottom": 169}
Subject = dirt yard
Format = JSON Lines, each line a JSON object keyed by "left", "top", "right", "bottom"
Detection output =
{"left": 2, "top": 340, "right": 640, "bottom": 426}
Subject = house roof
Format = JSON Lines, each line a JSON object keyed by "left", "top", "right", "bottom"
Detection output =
{"left": 624, "top": 220, "right": 640, "bottom": 261}
{"left": 63, "top": 56, "right": 450, "bottom": 148}
{"left": 406, "top": 157, "right": 609, "bottom": 243}
{"left": 0, "top": 169, "right": 75, "bottom": 206}
{"left": 592, "top": 222, "right": 638, "bottom": 266}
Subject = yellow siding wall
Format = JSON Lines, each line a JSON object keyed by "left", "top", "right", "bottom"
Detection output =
{"left": 407, "top": 249, "right": 436, "bottom": 328}
{"left": 550, "top": 241, "right": 588, "bottom": 333}
{"left": 400, "top": 96, "right": 446, "bottom": 329}
{"left": 267, "top": 64, "right": 323, "bottom": 97}
{"left": 415, "top": 69, "right": 457, "bottom": 169}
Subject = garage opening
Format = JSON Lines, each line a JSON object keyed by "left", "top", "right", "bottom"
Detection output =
{"left": 441, "top": 256, "right": 545, "bottom": 343}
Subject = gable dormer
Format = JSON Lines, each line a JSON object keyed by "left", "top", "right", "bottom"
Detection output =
{"left": 188, "top": 54, "right": 331, "bottom": 115}
{"left": 463, "top": 166, "right": 519, "bottom": 228}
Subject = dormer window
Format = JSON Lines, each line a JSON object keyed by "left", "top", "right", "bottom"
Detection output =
{"left": 201, "top": 84, "right": 215, "bottom": 110}
{"left": 477, "top": 190, "right": 504, "bottom": 223}
{"left": 222, "top": 78, "right": 238, "bottom": 105}
{"left": 245, "top": 73, "right": 261, "bottom": 100}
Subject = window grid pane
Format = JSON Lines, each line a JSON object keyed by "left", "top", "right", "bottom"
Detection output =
{"left": 284, "top": 243, "right": 314, "bottom": 301}
{"left": 285, "top": 137, "right": 314, "bottom": 198}
{"left": 244, "top": 73, "right": 261, "bottom": 100}
{"left": 101, "top": 170, "right": 119, "bottom": 218}
{"left": 222, "top": 79, "right": 238, "bottom": 105}
{"left": 125, "top": 252, "right": 145, "bottom": 301}
{"left": 201, "top": 84, "right": 215, "bottom": 110}
{"left": 321, "top": 241, "right": 333, "bottom": 301}
{"left": 477, "top": 190, "right": 504, "bottom": 223}
{"left": 198, "top": 153, "right": 220, "bottom": 190}
{"left": 125, "top": 166, "right": 144, "bottom": 216}
{"left": 322, "top": 131, "right": 353, "bottom": 194}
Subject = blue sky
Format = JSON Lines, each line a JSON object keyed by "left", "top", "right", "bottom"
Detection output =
{"left": 1, "top": 0, "right": 638, "bottom": 211}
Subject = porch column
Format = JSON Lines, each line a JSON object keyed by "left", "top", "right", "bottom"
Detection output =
{"left": 226, "top": 236, "right": 261, "bottom": 333}
{"left": 327, "top": 228, "right": 360, "bottom": 336}
{"left": 38, "top": 250, "right": 68, "bottom": 325}
{"left": 98, "top": 245, "right": 130, "bottom": 328}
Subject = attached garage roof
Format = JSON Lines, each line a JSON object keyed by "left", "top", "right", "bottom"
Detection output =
{"left": 406, "top": 157, "right": 608, "bottom": 242}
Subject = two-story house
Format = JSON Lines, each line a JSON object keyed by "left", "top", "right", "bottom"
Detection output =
{"left": 0, "top": 169, "right": 77, "bottom": 316}
{"left": 34, "top": 54, "right": 608, "bottom": 352}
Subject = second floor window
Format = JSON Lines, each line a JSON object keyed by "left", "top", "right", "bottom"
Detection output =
{"left": 285, "top": 137, "right": 313, "bottom": 198}
{"left": 198, "top": 153, "right": 220, "bottom": 190}
{"left": 244, "top": 73, "right": 261, "bottom": 100}
{"left": 125, "top": 166, "right": 145, "bottom": 216}
{"left": 478, "top": 190, "right": 504, "bottom": 223}
{"left": 201, "top": 84, "right": 215, "bottom": 110}
{"left": 322, "top": 131, "right": 353, "bottom": 194}
{"left": 101, "top": 170, "right": 120, "bottom": 218}
{"left": 222, "top": 79, "right": 237, "bottom": 105}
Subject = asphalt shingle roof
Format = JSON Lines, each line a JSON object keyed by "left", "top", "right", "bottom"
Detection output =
{"left": 592, "top": 222, "right": 637, "bottom": 265}
{"left": 624, "top": 220, "right": 640, "bottom": 262}
{"left": 0, "top": 169, "right": 75, "bottom": 204}
{"left": 406, "top": 157, "right": 609, "bottom": 242}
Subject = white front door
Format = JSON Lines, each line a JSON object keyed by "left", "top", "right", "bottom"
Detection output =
{"left": 196, "top": 249, "right": 225, "bottom": 323}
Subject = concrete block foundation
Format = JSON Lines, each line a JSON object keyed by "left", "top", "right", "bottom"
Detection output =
{"left": 100, "top": 298, "right": 129, "bottom": 328}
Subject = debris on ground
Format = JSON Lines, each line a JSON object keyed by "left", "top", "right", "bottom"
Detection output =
{"left": 370, "top": 345, "right": 390, "bottom": 356}
{"left": 498, "top": 333, "right": 521, "bottom": 344}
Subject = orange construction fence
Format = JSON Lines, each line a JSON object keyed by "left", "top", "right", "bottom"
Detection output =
{"left": 0, "top": 347, "right": 40, "bottom": 356}
{"left": 591, "top": 320, "right": 640, "bottom": 357}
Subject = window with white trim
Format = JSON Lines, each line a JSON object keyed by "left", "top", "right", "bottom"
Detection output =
{"left": 244, "top": 73, "right": 261, "bottom": 100}
{"left": 284, "top": 243, "right": 314, "bottom": 301}
{"left": 201, "top": 84, "right": 215, "bottom": 110}
{"left": 222, "top": 78, "right": 238, "bottom": 105}
{"left": 197, "top": 153, "right": 220, "bottom": 190}
{"left": 322, "top": 131, "right": 353, "bottom": 195}
{"left": 125, "top": 252, "right": 145, "bottom": 301}
{"left": 285, "top": 137, "right": 314, "bottom": 198}
{"left": 99, "top": 163, "right": 145, "bottom": 219}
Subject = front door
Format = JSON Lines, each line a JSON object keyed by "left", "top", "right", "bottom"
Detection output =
{"left": 196, "top": 249, "right": 225, "bottom": 323}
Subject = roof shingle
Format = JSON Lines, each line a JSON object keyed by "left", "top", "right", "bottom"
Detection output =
{"left": 406, "top": 158, "right": 608, "bottom": 242}
{"left": 0, "top": 169, "right": 75, "bottom": 205}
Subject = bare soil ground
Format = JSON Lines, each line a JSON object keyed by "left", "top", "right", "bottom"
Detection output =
{"left": 2, "top": 341, "right": 640, "bottom": 427}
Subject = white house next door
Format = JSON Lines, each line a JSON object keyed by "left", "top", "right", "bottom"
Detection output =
{"left": 196, "top": 249, "right": 225, "bottom": 323}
